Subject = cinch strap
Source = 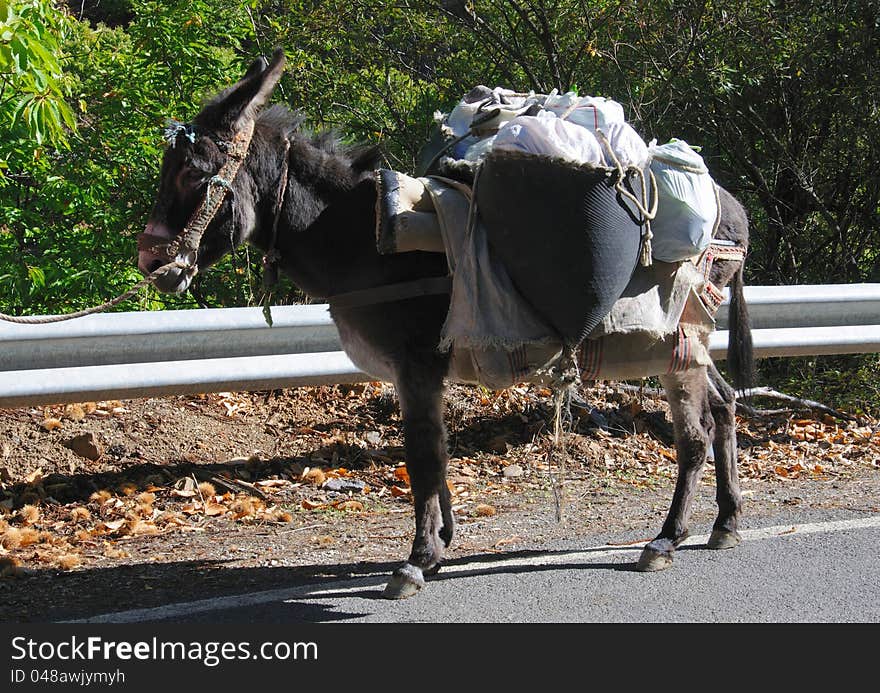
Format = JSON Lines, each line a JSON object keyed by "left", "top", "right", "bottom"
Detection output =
{"left": 323, "top": 276, "right": 452, "bottom": 310}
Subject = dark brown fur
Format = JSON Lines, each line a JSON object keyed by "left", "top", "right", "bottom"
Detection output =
{"left": 138, "top": 51, "right": 755, "bottom": 595}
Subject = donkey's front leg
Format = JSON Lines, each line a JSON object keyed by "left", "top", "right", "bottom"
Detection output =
{"left": 637, "top": 368, "right": 713, "bottom": 571}
{"left": 383, "top": 362, "right": 453, "bottom": 599}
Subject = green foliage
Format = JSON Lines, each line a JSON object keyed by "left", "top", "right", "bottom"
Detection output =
{"left": 0, "top": 0, "right": 76, "bottom": 152}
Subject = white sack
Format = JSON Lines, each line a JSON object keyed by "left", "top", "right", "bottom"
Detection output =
{"left": 491, "top": 111, "right": 605, "bottom": 166}
{"left": 543, "top": 91, "right": 626, "bottom": 129}
{"left": 649, "top": 139, "right": 719, "bottom": 262}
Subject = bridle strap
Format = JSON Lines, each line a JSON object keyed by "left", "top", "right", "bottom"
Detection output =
{"left": 262, "top": 135, "right": 292, "bottom": 290}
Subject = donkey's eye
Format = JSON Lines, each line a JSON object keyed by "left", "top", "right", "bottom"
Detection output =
{"left": 178, "top": 166, "right": 207, "bottom": 188}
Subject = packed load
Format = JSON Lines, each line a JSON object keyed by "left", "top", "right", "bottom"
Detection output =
{"left": 425, "top": 86, "right": 721, "bottom": 266}
{"left": 372, "top": 85, "right": 731, "bottom": 389}
{"left": 434, "top": 87, "right": 650, "bottom": 170}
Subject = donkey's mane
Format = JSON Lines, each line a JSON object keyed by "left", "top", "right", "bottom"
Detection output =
{"left": 256, "top": 104, "right": 382, "bottom": 174}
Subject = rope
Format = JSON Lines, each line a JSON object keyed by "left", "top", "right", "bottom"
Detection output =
{"left": 594, "top": 129, "right": 658, "bottom": 267}
{"left": 260, "top": 136, "right": 292, "bottom": 327}
{"left": 545, "top": 348, "right": 579, "bottom": 523}
{"left": 0, "top": 260, "right": 189, "bottom": 325}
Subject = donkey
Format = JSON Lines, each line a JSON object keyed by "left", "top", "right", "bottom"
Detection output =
{"left": 137, "top": 50, "right": 755, "bottom": 599}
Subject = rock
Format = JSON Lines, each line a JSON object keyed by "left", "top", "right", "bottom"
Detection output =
{"left": 322, "top": 477, "right": 366, "bottom": 493}
{"left": 63, "top": 433, "right": 103, "bottom": 461}
{"left": 502, "top": 464, "right": 524, "bottom": 478}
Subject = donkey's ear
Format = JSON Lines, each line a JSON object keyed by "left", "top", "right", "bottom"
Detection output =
{"left": 197, "top": 48, "right": 286, "bottom": 134}
{"left": 242, "top": 55, "right": 270, "bottom": 81}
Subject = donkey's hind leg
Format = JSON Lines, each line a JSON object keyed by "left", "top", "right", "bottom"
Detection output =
{"left": 637, "top": 367, "right": 713, "bottom": 571}
{"left": 383, "top": 357, "right": 453, "bottom": 599}
{"left": 706, "top": 362, "right": 743, "bottom": 550}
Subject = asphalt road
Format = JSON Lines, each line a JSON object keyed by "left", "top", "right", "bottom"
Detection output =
{"left": 70, "top": 510, "right": 880, "bottom": 623}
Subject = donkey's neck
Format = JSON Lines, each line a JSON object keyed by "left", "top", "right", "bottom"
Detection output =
{"left": 273, "top": 178, "right": 381, "bottom": 299}
{"left": 245, "top": 127, "right": 447, "bottom": 301}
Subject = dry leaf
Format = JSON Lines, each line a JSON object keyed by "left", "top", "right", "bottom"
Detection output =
{"left": 255, "top": 479, "right": 291, "bottom": 488}
{"left": 335, "top": 500, "right": 364, "bottom": 512}
{"left": 100, "top": 519, "right": 126, "bottom": 533}
{"left": 393, "top": 467, "right": 410, "bottom": 484}
{"left": 125, "top": 519, "right": 159, "bottom": 536}
{"left": 390, "top": 486, "right": 410, "bottom": 498}
{"left": 171, "top": 488, "right": 196, "bottom": 498}
{"left": 301, "top": 499, "right": 325, "bottom": 510}
{"left": 203, "top": 502, "right": 226, "bottom": 517}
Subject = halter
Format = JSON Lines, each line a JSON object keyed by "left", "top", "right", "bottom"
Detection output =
{"left": 137, "top": 118, "right": 256, "bottom": 270}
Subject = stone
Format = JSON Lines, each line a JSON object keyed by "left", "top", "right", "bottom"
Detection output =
{"left": 63, "top": 432, "right": 103, "bottom": 461}
{"left": 322, "top": 477, "right": 366, "bottom": 493}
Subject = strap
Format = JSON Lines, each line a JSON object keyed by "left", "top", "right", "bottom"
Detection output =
{"left": 324, "top": 275, "right": 452, "bottom": 310}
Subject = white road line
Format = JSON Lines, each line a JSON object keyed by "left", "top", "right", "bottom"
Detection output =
{"left": 67, "top": 515, "right": 880, "bottom": 623}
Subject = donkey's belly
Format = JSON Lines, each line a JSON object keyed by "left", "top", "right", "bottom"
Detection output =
{"left": 333, "top": 316, "right": 397, "bottom": 382}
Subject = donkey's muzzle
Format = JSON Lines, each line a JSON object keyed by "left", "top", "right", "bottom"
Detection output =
{"left": 136, "top": 226, "right": 197, "bottom": 293}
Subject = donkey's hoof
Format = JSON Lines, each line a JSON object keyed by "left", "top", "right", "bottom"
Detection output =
{"left": 439, "top": 524, "right": 454, "bottom": 548}
{"left": 636, "top": 539, "right": 675, "bottom": 572}
{"left": 382, "top": 564, "right": 425, "bottom": 600}
{"left": 708, "top": 529, "right": 742, "bottom": 550}
{"left": 423, "top": 562, "right": 442, "bottom": 577}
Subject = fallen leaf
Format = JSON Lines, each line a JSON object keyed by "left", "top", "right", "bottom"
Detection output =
{"left": 171, "top": 489, "right": 196, "bottom": 498}
{"left": 100, "top": 519, "right": 126, "bottom": 532}
{"left": 203, "top": 502, "right": 226, "bottom": 517}
{"left": 255, "top": 479, "right": 291, "bottom": 488}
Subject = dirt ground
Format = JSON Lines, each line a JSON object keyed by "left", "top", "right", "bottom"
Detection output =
{"left": 0, "top": 381, "right": 878, "bottom": 622}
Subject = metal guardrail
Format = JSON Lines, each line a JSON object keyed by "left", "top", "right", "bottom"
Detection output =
{"left": 1, "top": 284, "right": 878, "bottom": 407}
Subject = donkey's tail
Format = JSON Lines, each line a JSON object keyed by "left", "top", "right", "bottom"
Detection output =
{"left": 726, "top": 263, "right": 756, "bottom": 392}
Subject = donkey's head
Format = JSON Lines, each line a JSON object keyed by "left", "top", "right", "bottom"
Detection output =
{"left": 137, "top": 49, "right": 286, "bottom": 292}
